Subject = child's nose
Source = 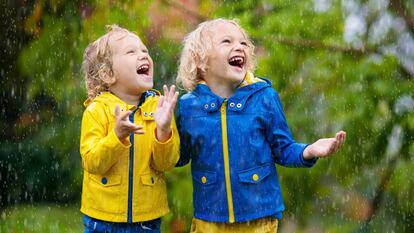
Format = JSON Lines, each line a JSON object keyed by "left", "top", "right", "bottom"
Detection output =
{"left": 138, "top": 52, "right": 149, "bottom": 60}
{"left": 234, "top": 42, "right": 245, "bottom": 51}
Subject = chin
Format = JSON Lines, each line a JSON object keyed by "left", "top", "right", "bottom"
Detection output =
{"left": 142, "top": 83, "right": 153, "bottom": 91}
{"left": 228, "top": 72, "right": 245, "bottom": 82}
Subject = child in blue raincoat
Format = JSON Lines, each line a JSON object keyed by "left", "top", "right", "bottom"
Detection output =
{"left": 175, "top": 18, "right": 346, "bottom": 233}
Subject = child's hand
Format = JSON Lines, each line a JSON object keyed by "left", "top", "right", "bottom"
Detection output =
{"left": 114, "top": 104, "right": 145, "bottom": 140}
{"left": 303, "top": 131, "right": 347, "bottom": 160}
{"left": 154, "top": 85, "right": 179, "bottom": 142}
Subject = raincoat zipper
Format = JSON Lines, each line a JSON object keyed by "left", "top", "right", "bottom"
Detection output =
{"left": 128, "top": 112, "right": 135, "bottom": 223}
{"left": 221, "top": 99, "right": 235, "bottom": 223}
{"left": 127, "top": 107, "right": 140, "bottom": 223}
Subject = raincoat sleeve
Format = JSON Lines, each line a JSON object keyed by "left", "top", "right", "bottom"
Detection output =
{"left": 151, "top": 115, "right": 180, "bottom": 172}
{"left": 267, "top": 89, "right": 317, "bottom": 168}
{"left": 175, "top": 102, "right": 192, "bottom": 167}
{"left": 80, "top": 106, "right": 130, "bottom": 175}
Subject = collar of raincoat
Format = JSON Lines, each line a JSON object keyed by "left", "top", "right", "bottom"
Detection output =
{"left": 83, "top": 90, "right": 160, "bottom": 116}
{"left": 195, "top": 71, "right": 271, "bottom": 112}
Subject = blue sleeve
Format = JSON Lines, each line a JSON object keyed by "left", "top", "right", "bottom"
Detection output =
{"left": 175, "top": 101, "right": 192, "bottom": 167}
{"left": 267, "top": 90, "right": 317, "bottom": 168}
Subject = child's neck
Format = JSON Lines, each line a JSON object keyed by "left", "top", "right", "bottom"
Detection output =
{"left": 110, "top": 89, "right": 142, "bottom": 106}
{"left": 205, "top": 79, "right": 239, "bottom": 99}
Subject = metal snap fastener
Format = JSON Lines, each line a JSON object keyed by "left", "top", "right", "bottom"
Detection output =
{"left": 236, "top": 103, "right": 242, "bottom": 108}
{"left": 204, "top": 104, "right": 209, "bottom": 109}
{"left": 101, "top": 177, "right": 108, "bottom": 185}
{"left": 229, "top": 102, "right": 235, "bottom": 108}
{"left": 252, "top": 174, "right": 259, "bottom": 181}
{"left": 201, "top": 176, "right": 207, "bottom": 184}
{"left": 211, "top": 103, "right": 215, "bottom": 108}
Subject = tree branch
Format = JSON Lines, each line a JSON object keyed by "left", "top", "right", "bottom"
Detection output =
{"left": 389, "top": 0, "right": 414, "bottom": 35}
{"left": 160, "top": 0, "right": 208, "bottom": 22}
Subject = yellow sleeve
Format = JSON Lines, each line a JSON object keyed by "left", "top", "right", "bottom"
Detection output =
{"left": 80, "top": 106, "right": 130, "bottom": 175}
{"left": 150, "top": 115, "right": 180, "bottom": 172}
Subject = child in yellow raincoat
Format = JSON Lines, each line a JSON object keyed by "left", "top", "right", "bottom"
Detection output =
{"left": 80, "top": 25, "right": 179, "bottom": 232}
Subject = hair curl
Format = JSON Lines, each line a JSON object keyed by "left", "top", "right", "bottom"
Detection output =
{"left": 82, "top": 25, "right": 131, "bottom": 99}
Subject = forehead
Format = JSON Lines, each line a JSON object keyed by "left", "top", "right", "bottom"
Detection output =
{"left": 108, "top": 32, "right": 144, "bottom": 52}
{"left": 208, "top": 22, "right": 246, "bottom": 39}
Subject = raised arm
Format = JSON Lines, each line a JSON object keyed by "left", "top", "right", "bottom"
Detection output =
{"left": 151, "top": 85, "right": 180, "bottom": 171}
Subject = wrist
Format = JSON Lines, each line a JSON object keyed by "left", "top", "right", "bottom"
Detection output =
{"left": 156, "top": 127, "right": 172, "bottom": 142}
{"left": 303, "top": 145, "right": 316, "bottom": 160}
{"left": 114, "top": 128, "right": 127, "bottom": 140}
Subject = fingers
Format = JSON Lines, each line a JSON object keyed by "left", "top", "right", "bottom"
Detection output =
{"left": 125, "top": 123, "right": 145, "bottom": 134}
{"left": 167, "top": 90, "right": 179, "bottom": 110}
{"left": 163, "top": 85, "right": 169, "bottom": 99}
{"left": 330, "top": 131, "right": 346, "bottom": 155}
{"left": 133, "top": 125, "right": 145, "bottom": 134}
{"left": 157, "top": 96, "right": 165, "bottom": 110}
{"left": 336, "top": 131, "right": 346, "bottom": 148}
{"left": 115, "top": 105, "right": 132, "bottom": 121}
{"left": 159, "top": 84, "right": 179, "bottom": 113}
{"left": 331, "top": 138, "right": 340, "bottom": 154}
{"left": 168, "top": 85, "right": 175, "bottom": 100}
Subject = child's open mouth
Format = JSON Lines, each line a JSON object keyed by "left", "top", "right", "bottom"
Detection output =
{"left": 228, "top": 56, "right": 244, "bottom": 69}
{"left": 136, "top": 64, "right": 150, "bottom": 75}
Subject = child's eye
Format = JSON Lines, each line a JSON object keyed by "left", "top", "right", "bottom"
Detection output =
{"left": 142, "top": 49, "right": 148, "bottom": 53}
{"left": 222, "top": 39, "right": 231, "bottom": 44}
{"left": 127, "top": 50, "right": 135, "bottom": 54}
{"left": 241, "top": 41, "right": 248, "bottom": 46}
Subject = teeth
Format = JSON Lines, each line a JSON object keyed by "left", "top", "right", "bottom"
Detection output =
{"left": 229, "top": 56, "right": 244, "bottom": 63}
{"left": 137, "top": 64, "right": 149, "bottom": 72}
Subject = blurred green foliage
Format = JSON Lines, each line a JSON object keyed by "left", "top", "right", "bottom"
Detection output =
{"left": 0, "top": 204, "right": 82, "bottom": 232}
{"left": 1, "top": 0, "right": 413, "bottom": 232}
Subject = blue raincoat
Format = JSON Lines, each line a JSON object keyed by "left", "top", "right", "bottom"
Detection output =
{"left": 177, "top": 76, "right": 317, "bottom": 223}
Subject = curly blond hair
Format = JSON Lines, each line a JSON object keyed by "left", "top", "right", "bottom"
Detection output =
{"left": 82, "top": 25, "right": 131, "bottom": 99}
{"left": 177, "top": 18, "right": 256, "bottom": 91}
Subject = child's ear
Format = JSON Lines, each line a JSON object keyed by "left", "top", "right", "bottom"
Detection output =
{"left": 99, "top": 67, "right": 116, "bottom": 85}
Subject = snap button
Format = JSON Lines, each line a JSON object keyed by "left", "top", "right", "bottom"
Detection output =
{"left": 201, "top": 176, "right": 207, "bottom": 184}
{"left": 204, "top": 104, "right": 209, "bottom": 109}
{"left": 144, "top": 112, "right": 148, "bottom": 117}
{"left": 211, "top": 103, "right": 215, "bottom": 108}
{"left": 252, "top": 174, "right": 259, "bottom": 181}
{"left": 229, "top": 102, "right": 235, "bottom": 108}
{"left": 236, "top": 103, "right": 242, "bottom": 108}
{"left": 101, "top": 177, "right": 108, "bottom": 185}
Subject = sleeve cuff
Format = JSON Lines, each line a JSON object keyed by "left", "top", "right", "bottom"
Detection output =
{"left": 299, "top": 144, "right": 318, "bottom": 167}
{"left": 153, "top": 127, "right": 173, "bottom": 145}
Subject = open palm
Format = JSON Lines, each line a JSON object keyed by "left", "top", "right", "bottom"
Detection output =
{"left": 154, "top": 85, "right": 179, "bottom": 132}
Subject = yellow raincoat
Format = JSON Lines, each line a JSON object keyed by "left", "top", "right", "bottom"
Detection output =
{"left": 80, "top": 91, "right": 179, "bottom": 222}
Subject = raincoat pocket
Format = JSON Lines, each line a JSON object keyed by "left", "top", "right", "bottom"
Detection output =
{"left": 89, "top": 174, "right": 121, "bottom": 186}
{"left": 193, "top": 170, "right": 217, "bottom": 186}
{"left": 238, "top": 164, "right": 271, "bottom": 184}
{"left": 141, "top": 174, "right": 156, "bottom": 186}
{"left": 192, "top": 171, "right": 220, "bottom": 214}
{"left": 87, "top": 174, "right": 122, "bottom": 213}
{"left": 137, "top": 173, "right": 167, "bottom": 212}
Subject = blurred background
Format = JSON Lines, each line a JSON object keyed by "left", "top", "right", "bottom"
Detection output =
{"left": 1, "top": 0, "right": 413, "bottom": 232}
